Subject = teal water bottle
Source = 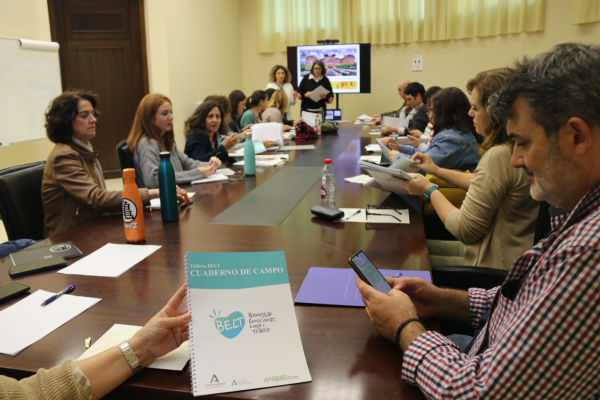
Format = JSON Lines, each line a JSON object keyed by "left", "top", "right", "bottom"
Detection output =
{"left": 158, "top": 151, "right": 179, "bottom": 222}
{"left": 244, "top": 132, "right": 256, "bottom": 176}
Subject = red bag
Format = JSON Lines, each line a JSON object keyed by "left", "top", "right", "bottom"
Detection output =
{"left": 293, "top": 122, "right": 318, "bottom": 140}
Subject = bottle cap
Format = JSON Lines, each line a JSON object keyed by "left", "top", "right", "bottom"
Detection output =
{"left": 159, "top": 151, "right": 170, "bottom": 157}
{"left": 123, "top": 168, "right": 136, "bottom": 179}
{"left": 324, "top": 159, "right": 332, "bottom": 164}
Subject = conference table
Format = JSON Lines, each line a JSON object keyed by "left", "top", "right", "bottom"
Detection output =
{"left": 0, "top": 125, "right": 431, "bottom": 399}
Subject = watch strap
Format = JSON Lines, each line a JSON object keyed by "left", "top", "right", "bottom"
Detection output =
{"left": 118, "top": 341, "right": 143, "bottom": 374}
{"left": 423, "top": 184, "right": 439, "bottom": 203}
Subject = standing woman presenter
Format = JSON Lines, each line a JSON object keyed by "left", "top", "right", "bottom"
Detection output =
{"left": 265, "top": 65, "right": 297, "bottom": 120}
{"left": 297, "top": 60, "right": 334, "bottom": 117}
{"left": 127, "top": 94, "right": 221, "bottom": 189}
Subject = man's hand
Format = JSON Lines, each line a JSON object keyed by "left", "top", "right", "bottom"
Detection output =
{"left": 393, "top": 173, "right": 433, "bottom": 195}
{"left": 390, "top": 277, "right": 444, "bottom": 319}
{"left": 380, "top": 136, "right": 400, "bottom": 151}
{"left": 356, "top": 278, "right": 423, "bottom": 344}
{"left": 381, "top": 125, "right": 399, "bottom": 135}
{"left": 128, "top": 284, "right": 191, "bottom": 367}
{"left": 409, "top": 129, "right": 423, "bottom": 138}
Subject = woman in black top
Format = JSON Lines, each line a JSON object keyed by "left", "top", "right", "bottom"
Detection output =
{"left": 184, "top": 100, "right": 238, "bottom": 162}
{"left": 297, "top": 60, "right": 334, "bottom": 114}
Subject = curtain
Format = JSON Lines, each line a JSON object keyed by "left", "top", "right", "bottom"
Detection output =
{"left": 257, "top": 0, "right": 545, "bottom": 53}
{"left": 571, "top": 0, "right": 600, "bottom": 24}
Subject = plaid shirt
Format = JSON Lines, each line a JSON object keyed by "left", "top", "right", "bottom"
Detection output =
{"left": 402, "top": 183, "right": 600, "bottom": 399}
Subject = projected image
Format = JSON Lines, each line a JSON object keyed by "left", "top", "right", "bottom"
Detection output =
{"left": 297, "top": 44, "right": 361, "bottom": 93}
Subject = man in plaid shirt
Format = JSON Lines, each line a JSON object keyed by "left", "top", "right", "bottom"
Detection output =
{"left": 357, "top": 43, "right": 600, "bottom": 399}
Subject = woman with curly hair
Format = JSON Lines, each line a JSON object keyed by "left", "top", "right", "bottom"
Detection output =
{"left": 127, "top": 93, "right": 221, "bottom": 189}
{"left": 41, "top": 90, "right": 185, "bottom": 238}
{"left": 265, "top": 65, "right": 297, "bottom": 120}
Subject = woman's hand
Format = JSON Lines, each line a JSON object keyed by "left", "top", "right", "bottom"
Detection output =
{"left": 380, "top": 125, "right": 398, "bottom": 135}
{"left": 242, "top": 124, "right": 253, "bottom": 132}
{"left": 209, "top": 156, "right": 222, "bottom": 169}
{"left": 388, "top": 150, "right": 400, "bottom": 160}
{"left": 283, "top": 125, "right": 292, "bottom": 132}
{"left": 128, "top": 284, "right": 191, "bottom": 368}
{"left": 199, "top": 157, "right": 221, "bottom": 178}
{"left": 305, "top": 91, "right": 312, "bottom": 98}
{"left": 148, "top": 189, "right": 159, "bottom": 199}
{"left": 293, "top": 119, "right": 302, "bottom": 126}
{"left": 293, "top": 90, "right": 298, "bottom": 99}
{"left": 404, "top": 135, "right": 422, "bottom": 149}
{"left": 410, "top": 152, "right": 438, "bottom": 174}
{"left": 223, "top": 133, "right": 239, "bottom": 150}
{"left": 409, "top": 129, "right": 422, "bottom": 138}
{"left": 393, "top": 173, "right": 433, "bottom": 196}
{"left": 380, "top": 137, "right": 400, "bottom": 151}
{"left": 319, "top": 93, "right": 327, "bottom": 99}
{"left": 262, "top": 140, "right": 275, "bottom": 148}
{"left": 176, "top": 186, "right": 190, "bottom": 204}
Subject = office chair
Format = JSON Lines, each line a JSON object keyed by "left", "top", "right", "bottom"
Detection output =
{"left": 0, "top": 161, "right": 46, "bottom": 241}
{"left": 116, "top": 139, "right": 135, "bottom": 171}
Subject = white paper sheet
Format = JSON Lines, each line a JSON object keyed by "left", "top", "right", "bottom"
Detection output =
{"left": 280, "top": 145, "right": 316, "bottom": 150}
{"left": 337, "top": 208, "right": 409, "bottom": 224}
{"left": 150, "top": 192, "right": 196, "bottom": 209}
{"left": 357, "top": 114, "right": 373, "bottom": 121}
{"left": 257, "top": 154, "right": 288, "bottom": 160}
{"left": 58, "top": 244, "right": 161, "bottom": 277}
{"left": 359, "top": 155, "right": 382, "bottom": 164}
{"left": 78, "top": 324, "right": 189, "bottom": 370}
{"left": 355, "top": 120, "right": 372, "bottom": 125}
{"left": 217, "top": 168, "right": 236, "bottom": 176}
{"left": 0, "top": 290, "right": 101, "bottom": 356}
{"left": 382, "top": 116, "right": 410, "bottom": 128}
{"left": 191, "top": 174, "right": 228, "bottom": 185}
{"left": 365, "top": 144, "right": 382, "bottom": 152}
{"left": 252, "top": 122, "right": 284, "bottom": 146}
{"left": 344, "top": 174, "right": 372, "bottom": 184}
{"left": 228, "top": 140, "right": 268, "bottom": 156}
{"left": 233, "top": 159, "right": 285, "bottom": 167}
{"left": 301, "top": 111, "right": 319, "bottom": 128}
{"left": 369, "top": 130, "right": 381, "bottom": 135}
{"left": 309, "top": 85, "right": 330, "bottom": 102}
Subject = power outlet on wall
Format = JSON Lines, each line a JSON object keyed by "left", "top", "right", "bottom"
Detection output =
{"left": 412, "top": 55, "right": 423, "bottom": 72}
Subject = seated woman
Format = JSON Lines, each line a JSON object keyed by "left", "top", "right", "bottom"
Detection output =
{"left": 1, "top": 284, "right": 190, "bottom": 400}
{"left": 395, "top": 69, "right": 539, "bottom": 270}
{"left": 384, "top": 87, "right": 481, "bottom": 172}
{"left": 183, "top": 100, "right": 239, "bottom": 162}
{"left": 227, "top": 90, "right": 250, "bottom": 134}
{"left": 41, "top": 90, "right": 176, "bottom": 238}
{"left": 265, "top": 65, "right": 297, "bottom": 120}
{"left": 261, "top": 90, "right": 295, "bottom": 130}
{"left": 240, "top": 90, "right": 268, "bottom": 129}
{"left": 127, "top": 93, "right": 221, "bottom": 189}
{"left": 297, "top": 60, "right": 334, "bottom": 116}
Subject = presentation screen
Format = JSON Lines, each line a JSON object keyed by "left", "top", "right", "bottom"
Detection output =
{"left": 287, "top": 43, "right": 371, "bottom": 94}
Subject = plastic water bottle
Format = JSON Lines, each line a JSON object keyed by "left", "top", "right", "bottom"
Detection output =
{"left": 122, "top": 168, "right": 145, "bottom": 242}
{"left": 244, "top": 132, "right": 256, "bottom": 176}
{"left": 315, "top": 114, "right": 322, "bottom": 136}
{"left": 158, "top": 151, "right": 179, "bottom": 222}
{"left": 321, "top": 159, "right": 335, "bottom": 207}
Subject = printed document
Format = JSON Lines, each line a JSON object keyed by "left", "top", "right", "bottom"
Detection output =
{"left": 382, "top": 116, "right": 409, "bottom": 128}
{"left": 252, "top": 122, "right": 284, "bottom": 146}
{"left": 301, "top": 111, "right": 319, "bottom": 128}
{"left": 308, "top": 85, "right": 330, "bottom": 102}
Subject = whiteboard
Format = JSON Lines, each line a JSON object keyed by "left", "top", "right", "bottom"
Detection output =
{"left": 0, "top": 37, "right": 62, "bottom": 145}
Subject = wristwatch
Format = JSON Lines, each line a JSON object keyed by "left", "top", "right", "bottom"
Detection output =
{"left": 423, "top": 184, "right": 439, "bottom": 203}
{"left": 118, "top": 341, "right": 143, "bottom": 374}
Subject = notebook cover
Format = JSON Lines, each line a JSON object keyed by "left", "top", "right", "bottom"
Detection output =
{"left": 10, "top": 241, "right": 82, "bottom": 266}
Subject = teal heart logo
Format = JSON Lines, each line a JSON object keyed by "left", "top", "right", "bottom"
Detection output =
{"left": 210, "top": 310, "right": 245, "bottom": 339}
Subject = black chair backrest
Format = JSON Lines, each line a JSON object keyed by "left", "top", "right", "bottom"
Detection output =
{"left": 534, "top": 201, "right": 552, "bottom": 245}
{"left": 431, "top": 266, "right": 508, "bottom": 291}
{"left": 0, "top": 161, "right": 46, "bottom": 241}
{"left": 116, "top": 139, "right": 135, "bottom": 171}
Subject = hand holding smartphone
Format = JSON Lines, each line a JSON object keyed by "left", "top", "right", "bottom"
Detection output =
{"left": 348, "top": 250, "right": 393, "bottom": 294}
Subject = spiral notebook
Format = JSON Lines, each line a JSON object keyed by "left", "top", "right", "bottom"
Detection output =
{"left": 10, "top": 241, "right": 82, "bottom": 266}
{"left": 185, "top": 251, "right": 311, "bottom": 397}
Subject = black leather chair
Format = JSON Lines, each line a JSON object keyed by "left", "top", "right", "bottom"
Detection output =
{"left": 0, "top": 161, "right": 46, "bottom": 241}
{"left": 116, "top": 139, "right": 135, "bottom": 171}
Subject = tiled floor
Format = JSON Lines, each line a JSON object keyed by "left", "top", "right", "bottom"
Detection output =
{"left": 0, "top": 178, "right": 124, "bottom": 244}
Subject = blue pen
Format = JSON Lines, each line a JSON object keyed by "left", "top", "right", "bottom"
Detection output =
{"left": 41, "top": 284, "right": 76, "bottom": 307}
{"left": 346, "top": 209, "right": 362, "bottom": 220}
{"left": 180, "top": 200, "right": 194, "bottom": 210}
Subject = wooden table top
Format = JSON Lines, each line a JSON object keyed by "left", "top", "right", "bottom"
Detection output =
{"left": 0, "top": 126, "right": 428, "bottom": 399}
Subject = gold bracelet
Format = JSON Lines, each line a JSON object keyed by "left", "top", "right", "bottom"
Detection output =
{"left": 118, "top": 341, "right": 143, "bottom": 374}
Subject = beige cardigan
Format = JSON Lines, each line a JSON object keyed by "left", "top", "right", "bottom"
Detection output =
{"left": 445, "top": 144, "right": 539, "bottom": 270}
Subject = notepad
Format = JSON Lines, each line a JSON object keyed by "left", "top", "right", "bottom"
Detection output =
{"left": 365, "top": 144, "right": 382, "bottom": 152}
{"left": 217, "top": 168, "right": 236, "bottom": 176}
{"left": 58, "top": 243, "right": 161, "bottom": 277}
{"left": 78, "top": 324, "right": 189, "bottom": 370}
{"left": 295, "top": 267, "right": 431, "bottom": 307}
{"left": 280, "top": 145, "right": 316, "bottom": 150}
{"left": 344, "top": 174, "right": 372, "bottom": 184}
{"left": 0, "top": 290, "right": 101, "bottom": 356}
{"left": 10, "top": 241, "right": 82, "bottom": 266}
{"left": 233, "top": 159, "right": 285, "bottom": 167}
{"left": 191, "top": 174, "right": 228, "bottom": 184}
{"left": 150, "top": 192, "right": 196, "bottom": 209}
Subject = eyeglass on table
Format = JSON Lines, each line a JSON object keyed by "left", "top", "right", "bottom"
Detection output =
{"left": 365, "top": 205, "right": 404, "bottom": 222}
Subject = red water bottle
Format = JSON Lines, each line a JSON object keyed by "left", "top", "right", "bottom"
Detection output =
{"left": 122, "top": 168, "right": 145, "bottom": 242}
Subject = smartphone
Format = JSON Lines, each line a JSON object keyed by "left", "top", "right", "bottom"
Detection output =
{"left": 348, "top": 251, "right": 393, "bottom": 293}
{"left": 8, "top": 257, "right": 67, "bottom": 277}
{"left": 0, "top": 282, "right": 30, "bottom": 304}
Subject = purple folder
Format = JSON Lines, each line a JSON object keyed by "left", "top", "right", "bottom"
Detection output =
{"left": 294, "top": 267, "right": 432, "bottom": 307}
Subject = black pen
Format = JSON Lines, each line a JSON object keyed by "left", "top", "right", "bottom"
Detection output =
{"left": 180, "top": 200, "right": 193, "bottom": 210}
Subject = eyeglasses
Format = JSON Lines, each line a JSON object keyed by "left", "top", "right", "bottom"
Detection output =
{"left": 365, "top": 205, "right": 403, "bottom": 222}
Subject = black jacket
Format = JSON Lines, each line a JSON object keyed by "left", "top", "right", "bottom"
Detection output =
{"left": 184, "top": 131, "right": 228, "bottom": 162}
{"left": 408, "top": 104, "right": 430, "bottom": 133}
{"left": 298, "top": 75, "right": 334, "bottom": 111}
